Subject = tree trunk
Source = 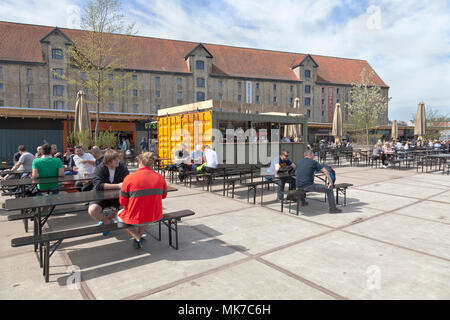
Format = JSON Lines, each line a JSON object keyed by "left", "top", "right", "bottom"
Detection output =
{"left": 365, "top": 122, "right": 369, "bottom": 146}
{"left": 95, "top": 97, "right": 100, "bottom": 145}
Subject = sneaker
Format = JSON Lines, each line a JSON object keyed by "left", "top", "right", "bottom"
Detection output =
{"left": 134, "top": 237, "right": 146, "bottom": 249}
{"left": 98, "top": 221, "right": 110, "bottom": 236}
{"left": 329, "top": 208, "right": 342, "bottom": 214}
{"left": 139, "top": 237, "right": 146, "bottom": 248}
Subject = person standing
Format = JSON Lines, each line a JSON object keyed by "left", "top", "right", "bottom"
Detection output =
{"left": 295, "top": 150, "right": 341, "bottom": 213}
{"left": 118, "top": 152, "right": 168, "bottom": 249}
{"left": 139, "top": 138, "right": 148, "bottom": 153}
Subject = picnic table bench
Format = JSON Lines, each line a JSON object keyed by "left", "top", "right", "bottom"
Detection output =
{"left": 280, "top": 183, "right": 353, "bottom": 215}
{"left": 11, "top": 209, "right": 195, "bottom": 282}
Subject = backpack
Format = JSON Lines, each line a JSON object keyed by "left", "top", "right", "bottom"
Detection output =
{"left": 323, "top": 165, "right": 336, "bottom": 184}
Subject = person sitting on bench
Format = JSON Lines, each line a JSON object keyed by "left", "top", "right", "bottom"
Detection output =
{"left": 89, "top": 150, "right": 129, "bottom": 235}
{"left": 202, "top": 145, "right": 218, "bottom": 174}
{"left": 118, "top": 152, "right": 168, "bottom": 249}
{"left": 31, "top": 144, "right": 65, "bottom": 195}
{"left": 295, "top": 150, "right": 342, "bottom": 213}
{"left": 267, "top": 150, "right": 296, "bottom": 201}
{"left": 174, "top": 144, "right": 191, "bottom": 182}
{"left": 2, "top": 145, "right": 34, "bottom": 181}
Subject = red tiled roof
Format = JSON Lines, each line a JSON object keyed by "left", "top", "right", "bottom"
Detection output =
{"left": 0, "top": 21, "right": 388, "bottom": 87}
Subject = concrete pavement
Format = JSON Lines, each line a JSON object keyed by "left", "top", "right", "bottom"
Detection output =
{"left": 0, "top": 166, "right": 449, "bottom": 300}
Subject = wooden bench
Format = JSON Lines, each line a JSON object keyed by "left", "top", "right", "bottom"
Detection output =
{"left": 11, "top": 209, "right": 195, "bottom": 282}
{"left": 281, "top": 183, "right": 353, "bottom": 215}
{"left": 242, "top": 179, "right": 273, "bottom": 204}
{"left": 333, "top": 183, "right": 353, "bottom": 205}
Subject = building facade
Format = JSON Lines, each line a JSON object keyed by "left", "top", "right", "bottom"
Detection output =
{"left": 0, "top": 21, "right": 390, "bottom": 124}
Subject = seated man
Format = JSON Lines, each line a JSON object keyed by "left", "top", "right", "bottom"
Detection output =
{"left": 266, "top": 150, "right": 296, "bottom": 201}
{"left": 72, "top": 145, "right": 96, "bottom": 191}
{"left": 2, "top": 145, "right": 34, "bottom": 180}
{"left": 295, "top": 150, "right": 341, "bottom": 213}
{"left": 90, "top": 145, "right": 104, "bottom": 167}
{"left": 190, "top": 145, "right": 203, "bottom": 172}
{"left": 203, "top": 145, "right": 218, "bottom": 174}
{"left": 31, "top": 144, "right": 65, "bottom": 194}
{"left": 88, "top": 150, "right": 129, "bottom": 235}
{"left": 118, "top": 152, "right": 168, "bottom": 249}
{"left": 174, "top": 144, "right": 191, "bottom": 182}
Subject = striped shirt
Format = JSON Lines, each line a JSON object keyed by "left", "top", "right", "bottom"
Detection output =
{"left": 119, "top": 166, "right": 167, "bottom": 225}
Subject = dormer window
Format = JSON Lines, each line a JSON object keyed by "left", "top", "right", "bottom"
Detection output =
{"left": 52, "top": 49, "right": 64, "bottom": 60}
{"left": 196, "top": 60, "right": 204, "bottom": 70}
{"left": 305, "top": 70, "right": 311, "bottom": 78}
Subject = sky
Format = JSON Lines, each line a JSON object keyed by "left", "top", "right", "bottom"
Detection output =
{"left": 1, "top": 0, "right": 449, "bottom": 122}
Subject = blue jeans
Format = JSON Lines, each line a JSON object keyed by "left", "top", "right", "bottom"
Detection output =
{"left": 272, "top": 176, "right": 296, "bottom": 200}
{"left": 298, "top": 184, "right": 337, "bottom": 210}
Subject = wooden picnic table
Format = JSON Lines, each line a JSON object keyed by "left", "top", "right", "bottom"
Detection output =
{"left": 3, "top": 186, "right": 178, "bottom": 267}
{"left": 426, "top": 154, "right": 450, "bottom": 173}
{"left": 1, "top": 174, "right": 96, "bottom": 198}
{"left": 0, "top": 173, "right": 95, "bottom": 187}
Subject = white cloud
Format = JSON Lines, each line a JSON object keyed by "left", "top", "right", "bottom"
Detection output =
{"left": 0, "top": 0, "right": 82, "bottom": 28}
{"left": 1, "top": 0, "right": 449, "bottom": 121}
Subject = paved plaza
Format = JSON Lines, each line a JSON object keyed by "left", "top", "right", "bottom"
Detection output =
{"left": 0, "top": 166, "right": 449, "bottom": 300}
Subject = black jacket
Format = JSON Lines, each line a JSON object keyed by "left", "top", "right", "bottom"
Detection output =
{"left": 92, "top": 162, "right": 129, "bottom": 191}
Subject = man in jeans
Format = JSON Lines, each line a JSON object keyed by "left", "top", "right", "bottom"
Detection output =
{"left": 266, "top": 150, "right": 296, "bottom": 201}
{"left": 295, "top": 149, "right": 342, "bottom": 213}
{"left": 89, "top": 150, "right": 129, "bottom": 235}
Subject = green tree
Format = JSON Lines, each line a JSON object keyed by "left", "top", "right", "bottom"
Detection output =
{"left": 345, "top": 67, "right": 391, "bottom": 145}
{"left": 56, "top": 0, "right": 138, "bottom": 144}
{"left": 410, "top": 107, "right": 450, "bottom": 140}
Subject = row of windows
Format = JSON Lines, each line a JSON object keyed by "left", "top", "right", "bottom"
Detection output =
{"left": 321, "top": 87, "right": 342, "bottom": 94}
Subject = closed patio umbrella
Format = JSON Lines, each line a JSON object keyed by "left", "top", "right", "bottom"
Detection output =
{"left": 284, "top": 98, "right": 301, "bottom": 139}
{"left": 74, "top": 90, "right": 91, "bottom": 136}
{"left": 391, "top": 120, "right": 398, "bottom": 141}
{"left": 332, "top": 103, "right": 343, "bottom": 145}
{"left": 414, "top": 102, "right": 426, "bottom": 144}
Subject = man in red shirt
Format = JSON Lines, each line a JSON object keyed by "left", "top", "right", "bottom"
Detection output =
{"left": 117, "top": 152, "right": 167, "bottom": 249}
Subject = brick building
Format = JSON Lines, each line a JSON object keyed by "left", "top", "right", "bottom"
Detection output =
{"left": 0, "top": 21, "right": 389, "bottom": 124}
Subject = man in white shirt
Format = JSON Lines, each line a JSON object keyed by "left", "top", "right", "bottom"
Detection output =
{"left": 73, "top": 146, "right": 95, "bottom": 175}
{"left": 403, "top": 142, "right": 409, "bottom": 150}
{"left": 190, "top": 145, "right": 203, "bottom": 171}
{"left": 73, "top": 146, "right": 95, "bottom": 191}
{"left": 203, "top": 145, "right": 218, "bottom": 171}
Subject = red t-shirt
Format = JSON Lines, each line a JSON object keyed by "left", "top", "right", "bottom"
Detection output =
{"left": 119, "top": 167, "right": 167, "bottom": 225}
